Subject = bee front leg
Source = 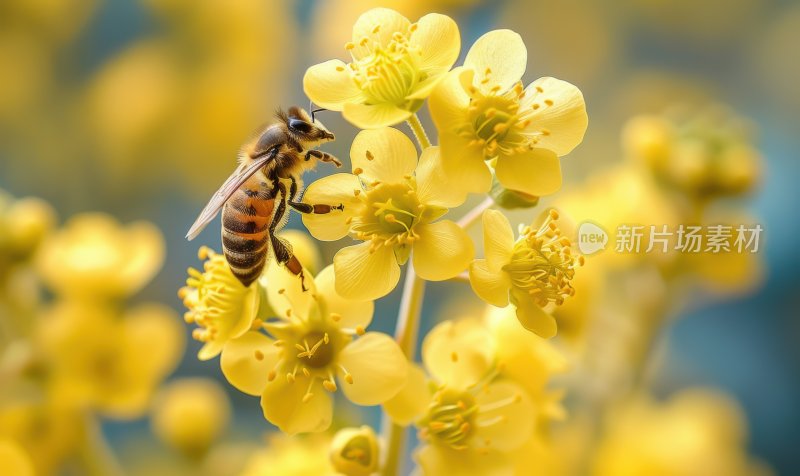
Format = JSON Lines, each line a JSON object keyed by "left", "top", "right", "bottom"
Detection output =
{"left": 304, "top": 149, "right": 342, "bottom": 167}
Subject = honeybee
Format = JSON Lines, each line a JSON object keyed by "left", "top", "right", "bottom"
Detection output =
{"left": 186, "top": 106, "right": 343, "bottom": 290}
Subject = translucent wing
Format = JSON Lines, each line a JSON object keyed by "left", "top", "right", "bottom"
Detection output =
{"left": 186, "top": 153, "right": 275, "bottom": 240}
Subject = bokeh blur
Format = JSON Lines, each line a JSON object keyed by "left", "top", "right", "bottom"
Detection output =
{"left": 1, "top": 0, "right": 798, "bottom": 474}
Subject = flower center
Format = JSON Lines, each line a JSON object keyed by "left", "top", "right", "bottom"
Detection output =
{"left": 350, "top": 182, "right": 427, "bottom": 255}
{"left": 458, "top": 72, "right": 545, "bottom": 159}
{"left": 347, "top": 28, "right": 426, "bottom": 106}
{"left": 422, "top": 388, "right": 478, "bottom": 450}
{"left": 503, "top": 210, "right": 581, "bottom": 307}
{"left": 295, "top": 331, "right": 334, "bottom": 368}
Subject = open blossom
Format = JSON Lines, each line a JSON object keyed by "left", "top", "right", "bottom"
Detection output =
{"left": 430, "top": 29, "right": 588, "bottom": 197}
{"left": 304, "top": 7, "right": 460, "bottom": 129}
{"left": 470, "top": 209, "right": 581, "bottom": 338}
{"left": 36, "top": 213, "right": 164, "bottom": 298}
{"left": 220, "top": 264, "right": 407, "bottom": 434}
{"left": 179, "top": 247, "right": 259, "bottom": 361}
{"left": 36, "top": 300, "right": 184, "bottom": 419}
{"left": 384, "top": 318, "right": 535, "bottom": 476}
{"left": 302, "top": 127, "right": 474, "bottom": 300}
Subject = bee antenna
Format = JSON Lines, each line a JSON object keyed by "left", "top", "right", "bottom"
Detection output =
{"left": 311, "top": 108, "right": 326, "bottom": 123}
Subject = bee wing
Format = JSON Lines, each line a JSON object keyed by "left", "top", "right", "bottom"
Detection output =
{"left": 185, "top": 154, "right": 274, "bottom": 240}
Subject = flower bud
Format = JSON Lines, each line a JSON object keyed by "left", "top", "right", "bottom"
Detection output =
{"left": 330, "top": 425, "right": 379, "bottom": 476}
{"left": 151, "top": 378, "right": 231, "bottom": 458}
{"left": 490, "top": 177, "right": 540, "bottom": 209}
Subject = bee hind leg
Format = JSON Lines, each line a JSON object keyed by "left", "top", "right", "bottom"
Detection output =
{"left": 271, "top": 234, "right": 308, "bottom": 292}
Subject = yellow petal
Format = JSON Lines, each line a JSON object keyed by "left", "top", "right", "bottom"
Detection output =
{"left": 481, "top": 209, "right": 514, "bottom": 272}
{"left": 411, "top": 13, "right": 460, "bottom": 74}
{"left": 474, "top": 381, "right": 535, "bottom": 451}
{"left": 438, "top": 132, "right": 493, "bottom": 194}
{"left": 221, "top": 331, "right": 279, "bottom": 396}
{"left": 351, "top": 8, "right": 411, "bottom": 60}
{"left": 123, "top": 303, "right": 185, "bottom": 381}
{"left": 469, "top": 260, "right": 511, "bottom": 307}
{"left": 383, "top": 364, "right": 430, "bottom": 426}
{"left": 522, "top": 77, "right": 588, "bottom": 156}
{"left": 415, "top": 146, "right": 468, "bottom": 208}
{"left": 512, "top": 290, "right": 557, "bottom": 338}
{"left": 351, "top": 128, "right": 417, "bottom": 184}
{"left": 406, "top": 73, "right": 449, "bottom": 100}
{"left": 464, "top": 29, "right": 527, "bottom": 95}
{"left": 302, "top": 173, "right": 362, "bottom": 241}
{"left": 343, "top": 102, "right": 412, "bottom": 129}
{"left": 338, "top": 333, "right": 408, "bottom": 405}
{"left": 261, "top": 376, "right": 332, "bottom": 435}
{"left": 495, "top": 148, "right": 562, "bottom": 197}
{"left": 264, "top": 262, "right": 316, "bottom": 320}
{"left": 303, "top": 59, "right": 365, "bottom": 111}
{"left": 430, "top": 68, "right": 471, "bottom": 129}
{"left": 334, "top": 242, "right": 400, "bottom": 301}
{"left": 0, "top": 439, "right": 34, "bottom": 476}
{"left": 412, "top": 221, "right": 474, "bottom": 281}
{"left": 315, "top": 264, "right": 374, "bottom": 331}
{"left": 422, "top": 318, "right": 494, "bottom": 389}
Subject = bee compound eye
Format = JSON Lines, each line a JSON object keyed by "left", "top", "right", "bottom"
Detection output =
{"left": 289, "top": 118, "right": 312, "bottom": 134}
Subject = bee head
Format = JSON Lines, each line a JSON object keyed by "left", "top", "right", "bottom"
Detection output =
{"left": 282, "top": 106, "right": 335, "bottom": 145}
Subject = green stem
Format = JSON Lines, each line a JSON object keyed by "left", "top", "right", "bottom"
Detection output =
{"left": 457, "top": 197, "right": 495, "bottom": 229}
{"left": 382, "top": 263, "right": 426, "bottom": 476}
{"left": 380, "top": 194, "right": 495, "bottom": 474}
{"left": 77, "top": 413, "right": 124, "bottom": 476}
{"left": 407, "top": 114, "right": 431, "bottom": 150}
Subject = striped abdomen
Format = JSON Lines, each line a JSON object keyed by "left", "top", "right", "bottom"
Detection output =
{"left": 221, "top": 179, "right": 275, "bottom": 287}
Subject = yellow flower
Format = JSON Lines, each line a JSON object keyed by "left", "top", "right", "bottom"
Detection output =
{"left": 384, "top": 318, "right": 536, "bottom": 475}
{"left": 220, "top": 264, "right": 407, "bottom": 434}
{"left": 35, "top": 300, "right": 184, "bottom": 419}
{"left": 430, "top": 29, "right": 588, "bottom": 197}
{"left": 469, "top": 209, "right": 580, "bottom": 338}
{"left": 36, "top": 213, "right": 164, "bottom": 299}
{"left": 0, "top": 439, "right": 34, "bottom": 476}
{"left": 0, "top": 395, "right": 82, "bottom": 476}
{"left": 0, "top": 193, "right": 56, "bottom": 263}
{"left": 592, "top": 389, "right": 772, "bottom": 476}
{"left": 240, "top": 433, "right": 335, "bottom": 476}
{"left": 484, "top": 304, "right": 569, "bottom": 424}
{"left": 180, "top": 246, "right": 259, "bottom": 361}
{"left": 623, "top": 106, "right": 762, "bottom": 198}
{"left": 304, "top": 7, "right": 460, "bottom": 129}
{"left": 151, "top": 378, "right": 231, "bottom": 458}
{"left": 330, "top": 425, "right": 380, "bottom": 476}
{"left": 302, "top": 128, "right": 474, "bottom": 300}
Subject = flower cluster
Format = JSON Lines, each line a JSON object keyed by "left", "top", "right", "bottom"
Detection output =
{"left": 0, "top": 191, "right": 184, "bottom": 474}
{"left": 176, "top": 6, "right": 768, "bottom": 476}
